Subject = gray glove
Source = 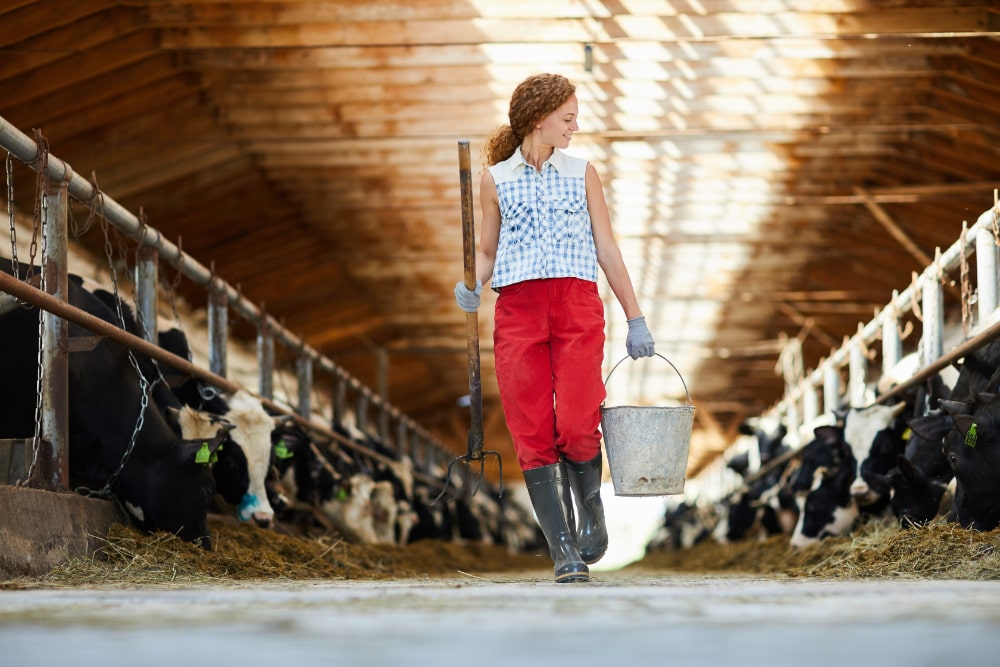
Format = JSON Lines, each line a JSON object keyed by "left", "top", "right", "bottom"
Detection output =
{"left": 626, "top": 316, "right": 655, "bottom": 359}
{"left": 454, "top": 279, "right": 482, "bottom": 313}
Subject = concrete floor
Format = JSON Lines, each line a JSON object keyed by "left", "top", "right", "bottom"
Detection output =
{"left": 3, "top": 572, "right": 1000, "bottom": 667}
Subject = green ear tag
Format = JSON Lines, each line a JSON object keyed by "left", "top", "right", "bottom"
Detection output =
{"left": 275, "top": 439, "right": 294, "bottom": 460}
{"left": 195, "top": 441, "right": 212, "bottom": 464}
{"left": 335, "top": 488, "right": 348, "bottom": 501}
{"left": 965, "top": 423, "right": 978, "bottom": 448}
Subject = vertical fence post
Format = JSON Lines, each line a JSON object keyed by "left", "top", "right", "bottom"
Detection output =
{"left": 976, "top": 225, "right": 999, "bottom": 322}
{"left": 921, "top": 259, "right": 944, "bottom": 368}
{"left": 296, "top": 352, "right": 312, "bottom": 419}
{"left": 849, "top": 328, "right": 868, "bottom": 407}
{"left": 332, "top": 374, "right": 346, "bottom": 430}
{"left": 396, "top": 417, "right": 407, "bottom": 460}
{"left": 208, "top": 279, "right": 228, "bottom": 378}
{"left": 881, "top": 297, "right": 901, "bottom": 375}
{"left": 39, "top": 174, "right": 69, "bottom": 489}
{"left": 376, "top": 348, "right": 390, "bottom": 445}
{"left": 823, "top": 362, "right": 840, "bottom": 414}
{"left": 356, "top": 391, "right": 369, "bottom": 434}
{"left": 257, "top": 316, "right": 274, "bottom": 400}
{"left": 802, "top": 382, "right": 819, "bottom": 428}
{"left": 135, "top": 246, "right": 158, "bottom": 343}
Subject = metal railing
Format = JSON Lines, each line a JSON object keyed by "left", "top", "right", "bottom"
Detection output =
{"left": 0, "top": 115, "right": 470, "bottom": 491}
{"left": 688, "top": 197, "right": 1000, "bottom": 501}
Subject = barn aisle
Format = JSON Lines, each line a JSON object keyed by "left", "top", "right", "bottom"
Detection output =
{"left": 3, "top": 574, "right": 1000, "bottom": 667}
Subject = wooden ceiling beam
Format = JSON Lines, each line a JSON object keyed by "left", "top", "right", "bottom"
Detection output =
{"left": 0, "top": 0, "right": 121, "bottom": 48}
{"left": 0, "top": 55, "right": 191, "bottom": 132}
{"left": 0, "top": 29, "right": 160, "bottom": 107}
{"left": 153, "top": 9, "right": 996, "bottom": 46}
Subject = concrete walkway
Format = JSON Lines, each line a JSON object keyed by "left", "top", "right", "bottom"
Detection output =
{"left": 3, "top": 572, "right": 1000, "bottom": 667}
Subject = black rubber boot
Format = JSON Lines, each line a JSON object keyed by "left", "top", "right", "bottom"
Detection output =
{"left": 564, "top": 453, "right": 608, "bottom": 564}
{"left": 523, "top": 462, "right": 590, "bottom": 583}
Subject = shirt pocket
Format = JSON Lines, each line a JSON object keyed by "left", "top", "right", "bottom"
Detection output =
{"left": 499, "top": 195, "right": 535, "bottom": 249}
{"left": 550, "top": 193, "right": 590, "bottom": 244}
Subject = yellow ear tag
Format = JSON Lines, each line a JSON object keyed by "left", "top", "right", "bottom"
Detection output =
{"left": 195, "top": 441, "right": 212, "bottom": 464}
{"left": 965, "top": 423, "right": 978, "bottom": 448}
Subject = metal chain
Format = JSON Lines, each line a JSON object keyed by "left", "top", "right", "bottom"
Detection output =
{"left": 6, "top": 152, "right": 18, "bottom": 278}
{"left": 99, "top": 375, "right": 158, "bottom": 497}
{"left": 87, "top": 204, "right": 172, "bottom": 497}
{"left": 20, "top": 178, "right": 50, "bottom": 486}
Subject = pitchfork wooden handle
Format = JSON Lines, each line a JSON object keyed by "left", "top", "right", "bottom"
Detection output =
{"left": 458, "top": 140, "right": 484, "bottom": 457}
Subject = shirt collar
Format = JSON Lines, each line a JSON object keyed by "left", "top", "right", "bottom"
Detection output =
{"left": 507, "top": 147, "right": 570, "bottom": 174}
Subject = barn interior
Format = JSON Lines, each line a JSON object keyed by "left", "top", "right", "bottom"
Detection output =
{"left": 2, "top": 1, "right": 1000, "bottom": 485}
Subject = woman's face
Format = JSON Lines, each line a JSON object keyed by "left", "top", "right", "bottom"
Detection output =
{"left": 536, "top": 94, "right": 579, "bottom": 149}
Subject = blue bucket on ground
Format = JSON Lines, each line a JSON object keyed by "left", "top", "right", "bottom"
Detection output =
{"left": 600, "top": 354, "right": 694, "bottom": 496}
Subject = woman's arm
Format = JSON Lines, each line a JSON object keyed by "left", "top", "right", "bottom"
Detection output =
{"left": 587, "top": 163, "right": 643, "bottom": 320}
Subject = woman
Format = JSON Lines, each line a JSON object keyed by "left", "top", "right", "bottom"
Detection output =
{"left": 454, "top": 73, "right": 655, "bottom": 582}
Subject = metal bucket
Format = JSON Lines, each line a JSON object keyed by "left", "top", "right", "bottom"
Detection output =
{"left": 600, "top": 354, "right": 694, "bottom": 496}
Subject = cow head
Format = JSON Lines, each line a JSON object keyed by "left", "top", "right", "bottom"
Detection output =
{"left": 942, "top": 394, "right": 1000, "bottom": 530}
{"left": 117, "top": 433, "right": 227, "bottom": 550}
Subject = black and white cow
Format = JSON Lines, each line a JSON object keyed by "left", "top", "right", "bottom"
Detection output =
{"left": 90, "top": 289, "right": 278, "bottom": 528}
{"left": 789, "top": 425, "right": 859, "bottom": 548}
{"left": 0, "top": 260, "right": 226, "bottom": 547}
{"left": 843, "top": 402, "right": 908, "bottom": 515}
{"left": 713, "top": 419, "right": 794, "bottom": 543}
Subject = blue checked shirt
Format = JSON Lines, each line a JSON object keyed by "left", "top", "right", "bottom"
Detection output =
{"left": 489, "top": 148, "right": 598, "bottom": 289}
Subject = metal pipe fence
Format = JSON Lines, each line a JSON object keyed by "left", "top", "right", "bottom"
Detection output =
{"left": 0, "top": 115, "right": 468, "bottom": 489}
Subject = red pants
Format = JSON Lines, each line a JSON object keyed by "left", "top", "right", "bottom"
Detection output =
{"left": 493, "top": 278, "right": 606, "bottom": 471}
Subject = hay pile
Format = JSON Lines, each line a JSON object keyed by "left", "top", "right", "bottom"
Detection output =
{"left": 2, "top": 517, "right": 548, "bottom": 589}
{"left": 630, "top": 517, "right": 1000, "bottom": 580}
{"left": 9, "top": 514, "right": 1000, "bottom": 589}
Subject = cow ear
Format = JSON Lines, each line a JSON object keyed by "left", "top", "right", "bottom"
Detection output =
{"left": 907, "top": 412, "right": 953, "bottom": 443}
{"left": 179, "top": 437, "right": 224, "bottom": 467}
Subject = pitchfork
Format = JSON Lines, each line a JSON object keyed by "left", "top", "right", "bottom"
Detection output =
{"left": 432, "top": 140, "right": 502, "bottom": 504}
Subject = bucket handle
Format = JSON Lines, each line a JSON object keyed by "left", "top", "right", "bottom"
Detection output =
{"left": 603, "top": 353, "right": 693, "bottom": 406}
